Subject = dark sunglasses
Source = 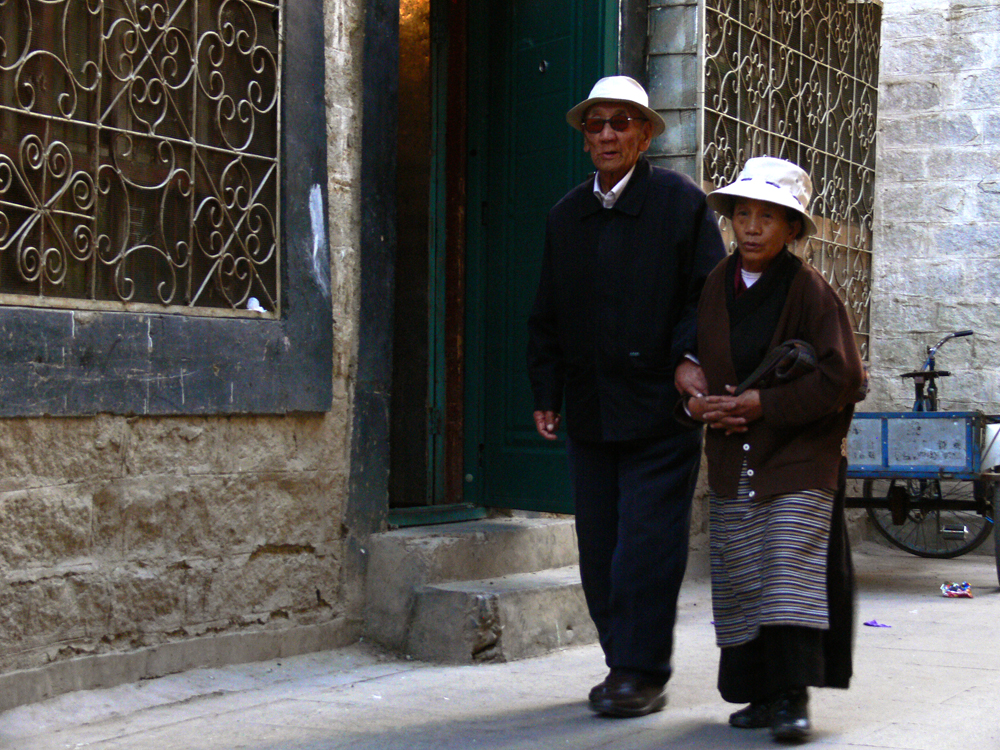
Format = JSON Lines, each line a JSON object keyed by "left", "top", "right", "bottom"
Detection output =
{"left": 581, "top": 115, "right": 647, "bottom": 134}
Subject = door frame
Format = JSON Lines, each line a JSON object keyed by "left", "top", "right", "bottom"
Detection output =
{"left": 351, "top": 0, "right": 649, "bottom": 532}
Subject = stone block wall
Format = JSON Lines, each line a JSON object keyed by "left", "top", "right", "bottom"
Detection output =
{"left": 0, "top": 0, "right": 366, "bottom": 709}
{"left": 871, "top": 0, "right": 1000, "bottom": 413}
{"left": 645, "top": 0, "right": 712, "bottom": 546}
{"left": 647, "top": 0, "right": 702, "bottom": 179}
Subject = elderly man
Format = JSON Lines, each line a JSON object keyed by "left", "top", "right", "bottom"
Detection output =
{"left": 527, "top": 76, "right": 725, "bottom": 717}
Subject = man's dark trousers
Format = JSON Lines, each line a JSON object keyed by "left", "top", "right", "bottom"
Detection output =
{"left": 568, "top": 429, "right": 702, "bottom": 683}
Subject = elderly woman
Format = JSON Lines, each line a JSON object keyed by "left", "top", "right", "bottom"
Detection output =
{"left": 676, "top": 157, "right": 865, "bottom": 742}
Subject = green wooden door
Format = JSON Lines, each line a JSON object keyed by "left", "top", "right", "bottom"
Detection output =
{"left": 465, "top": 0, "right": 615, "bottom": 513}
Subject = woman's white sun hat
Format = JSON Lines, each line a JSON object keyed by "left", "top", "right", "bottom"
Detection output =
{"left": 706, "top": 156, "right": 818, "bottom": 239}
{"left": 566, "top": 76, "right": 666, "bottom": 138}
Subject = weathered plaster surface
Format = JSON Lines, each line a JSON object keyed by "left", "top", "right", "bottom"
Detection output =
{"left": 0, "top": 0, "right": 366, "bottom": 707}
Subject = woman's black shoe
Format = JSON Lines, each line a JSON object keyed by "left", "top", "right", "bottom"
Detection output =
{"left": 729, "top": 700, "right": 772, "bottom": 729}
{"left": 770, "top": 688, "right": 810, "bottom": 742}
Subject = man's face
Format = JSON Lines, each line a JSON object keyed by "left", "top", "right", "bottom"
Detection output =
{"left": 582, "top": 103, "right": 653, "bottom": 190}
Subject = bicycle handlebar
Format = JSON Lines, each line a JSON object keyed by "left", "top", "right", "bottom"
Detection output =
{"left": 900, "top": 330, "right": 975, "bottom": 408}
{"left": 927, "top": 329, "right": 974, "bottom": 359}
{"left": 912, "top": 330, "right": 975, "bottom": 385}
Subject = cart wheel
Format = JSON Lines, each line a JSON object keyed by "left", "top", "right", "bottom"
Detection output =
{"left": 864, "top": 478, "right": 993, "bottom": 558}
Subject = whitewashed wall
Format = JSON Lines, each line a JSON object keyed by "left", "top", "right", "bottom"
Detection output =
{"left": 871, "top": 0, "right": 1000, "bottom": 413}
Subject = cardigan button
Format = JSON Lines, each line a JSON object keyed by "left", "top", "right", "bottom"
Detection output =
{"left": 746, "top": 469, "right": 755, "bottom": 477}
{"left": 742, "top": 443, "right": 750, "bottom": 451}
{"left": 748, "top": 490, "right": 756, "bottom": 498}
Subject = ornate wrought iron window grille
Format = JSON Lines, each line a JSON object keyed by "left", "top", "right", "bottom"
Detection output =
{"left": 0, "top": 0, "right": 281, "bottom": 317}
{"left": 703, "top": 0, "right": 881, "bottom": 358}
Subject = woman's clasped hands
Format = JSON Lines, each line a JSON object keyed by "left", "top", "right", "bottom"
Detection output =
{"left": 675, "top": 359, "right": 763, "bottom": 434}
{"left": 688, "top": 387, "right": 763, "bottom": 435}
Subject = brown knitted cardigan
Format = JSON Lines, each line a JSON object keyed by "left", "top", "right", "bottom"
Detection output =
{"left": 696, "top": 253, "right": 865, "bottom": 501}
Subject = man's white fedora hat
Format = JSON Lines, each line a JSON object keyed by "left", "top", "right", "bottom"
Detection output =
{"left": 706, "top": 156, "right": 818, "bottom": 239}
{"left": 566, "top": 76, "right": 666, "bottom": 137}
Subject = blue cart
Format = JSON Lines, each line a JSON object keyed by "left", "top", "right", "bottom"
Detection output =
{"left": 845, "top": 411, "right": 1000, "bottom": 582}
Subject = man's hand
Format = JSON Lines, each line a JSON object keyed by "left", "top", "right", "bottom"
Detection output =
{"left": 533, "top": 410, "right": 561, "bottom": 440}
{"left": 700, "top": 387, "right": 763, "bottom": 434}
{"left": 675, "top": 359, "right": 708, "bottom": 398}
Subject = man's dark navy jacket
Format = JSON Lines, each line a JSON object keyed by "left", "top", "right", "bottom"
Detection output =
{"left": 527, "top": 157, "right": 726, "bottom": 442}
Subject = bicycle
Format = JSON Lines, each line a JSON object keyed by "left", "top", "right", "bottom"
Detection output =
{"left": 846, "top": 331, "right": 1000, "bottom": 566}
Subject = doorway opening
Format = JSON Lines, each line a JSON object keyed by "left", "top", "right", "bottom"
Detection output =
{"left": 390, "top": 0, "right": 478, "bottom": 526}
{"left": 389, "top": 0, "right": 620, "bottom": 524}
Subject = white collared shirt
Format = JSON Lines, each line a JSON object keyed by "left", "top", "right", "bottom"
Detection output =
{"left": 592, "top": 164, "right": 637, "bottom": 209}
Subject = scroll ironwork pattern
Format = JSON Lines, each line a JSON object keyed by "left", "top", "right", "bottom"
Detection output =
{"left": 0, "top": 0, "right": 280, "bottom": 313}
{"left": 703, "top": 0, "right": 880, "bottom": 358}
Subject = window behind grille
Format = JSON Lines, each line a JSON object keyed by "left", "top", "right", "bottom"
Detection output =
{"left": 0, "top": 0, "right": 280, "bottom": 316}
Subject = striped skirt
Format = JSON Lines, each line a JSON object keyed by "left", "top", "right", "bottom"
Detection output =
{"left": 710, "top": 466, "right": 835, "bottom": 648}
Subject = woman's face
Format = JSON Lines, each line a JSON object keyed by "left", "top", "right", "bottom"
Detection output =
{"left": 731, "top": 197, "right": 801, "bottom": 273}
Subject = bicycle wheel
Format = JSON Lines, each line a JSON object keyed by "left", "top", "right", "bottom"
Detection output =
{"left": 864, "top": 478, "right": 993, "bottom": 558}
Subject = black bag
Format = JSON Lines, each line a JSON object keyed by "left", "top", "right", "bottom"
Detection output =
{"left": 732, "top": 339, "right": 817, "bottom": 396}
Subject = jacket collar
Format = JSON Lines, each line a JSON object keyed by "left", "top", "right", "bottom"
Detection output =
{"left": 580, "top": 156, "right": 650, "bottom": 218}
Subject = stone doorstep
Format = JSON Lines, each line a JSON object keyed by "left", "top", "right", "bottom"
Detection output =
{"left": 405, "top": 565, "right": 597, "bottom": 664}
{"left": 365, "top": 516, "right": 580, "bottom": 585}
{"left": 362, "top": 517, "right": 588, "bottom": 660}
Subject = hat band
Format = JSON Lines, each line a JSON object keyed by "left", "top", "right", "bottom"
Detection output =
{"left": 735, "top": 177, "right": 806, "bottom": 210}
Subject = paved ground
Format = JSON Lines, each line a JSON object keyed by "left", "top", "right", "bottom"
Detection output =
{"left": 2, "top": 541, "right": 999, "bottom": 749}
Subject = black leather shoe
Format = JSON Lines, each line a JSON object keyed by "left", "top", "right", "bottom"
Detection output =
{"left": 590, "top": 674, "right": 667, "bottom": 718}
{"left": 588, "top": 677, "right": 609, "bottom": 704}
{"left": 588, "top": 669, "right": 625, "bottom": 704}
{"left": 729, "top": 700, "right": 772, "bottom": 729}
{"left": 770, "top": 688, "right": 810, "bottom": 742}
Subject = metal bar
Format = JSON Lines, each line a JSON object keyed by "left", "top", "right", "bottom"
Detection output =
{"left": 845, "top": 497, "right": 990, "bottom": 512}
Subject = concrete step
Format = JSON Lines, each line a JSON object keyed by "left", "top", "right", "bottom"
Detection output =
{"left": 367, "top": 516, "right": 579, "bottom": 584}
{"left": 363, "top": 517, "right": 588, "bottom": 661}
{"left": 406, "top": 566, "right": 597, "bottom": 663}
